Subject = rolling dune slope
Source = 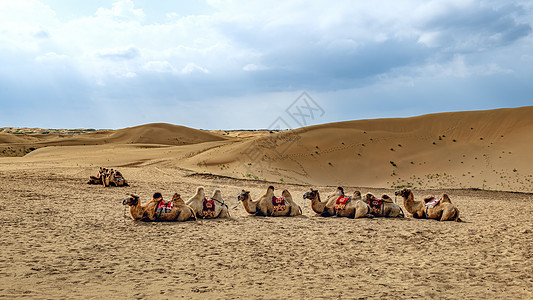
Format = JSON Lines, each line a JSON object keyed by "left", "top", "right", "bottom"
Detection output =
{"left": 183, "top": 106, "right": 533, "bottom": 192}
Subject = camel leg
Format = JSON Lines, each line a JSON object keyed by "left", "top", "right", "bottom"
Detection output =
{"left": 440, "top": 207, "right": 459, "bottom": 221}
{"left": 218, "top": 206, "right": 230, "bottom": 218}
{"left": 354, "top": 203, "right": 372, "bottom": 219}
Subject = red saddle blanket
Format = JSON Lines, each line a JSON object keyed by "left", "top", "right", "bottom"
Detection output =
{"left": 425, "top": 197, "right": 440, "bottom": 209}
{"left": 272, "top": 196, "right": 286, "bottom": 212}
{"left": 369, "top": 199, "right": 383, "bottom": 215}
{"left": 335, "top": 196, "right": 351, "bottom": 210}
{"left": 202, "top": 198, "right": 216, "bottom": 218}
{"left": 155, "top": 201, "right": 173, "bottom": 214}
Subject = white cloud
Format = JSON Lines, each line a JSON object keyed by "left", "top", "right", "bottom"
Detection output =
{"left": 143, "top": 61, "right": 177, "bottom": 73}
{"left": 96, "top": 45, "right": 141, "bottom": 61}
{"left": 95, "top": 0, "right": 145, "bottom": 22}
{"left": 35, "top": 52, "right": 69, "bottom": 62}
{"left": 243, "top": 64, "right": 267, "bottom": 71}
{"left": 181, "top": 63, "right": 209, "bottom": 74}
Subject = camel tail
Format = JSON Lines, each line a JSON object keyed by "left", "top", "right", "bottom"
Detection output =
{"left": 188, "top": 205, "right": 198, "bottom": 222}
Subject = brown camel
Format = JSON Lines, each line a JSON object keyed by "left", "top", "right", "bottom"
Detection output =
{"left": 362, "top": 193, "right": 404, "bottom": 218}
{"left": 324, "top": 187, "right": 374, "bottom": 218}
{"left": 394, "top": 188, "right": 461, "bottom": 222}
{"left": 302, "top": 189, "right": 335, "bottom": 217}
{"left": 104, "top": 169, "right": 128, "bottom": 187}
{"left": 186, "top": 187, "right": 230, "bottom": 219}
{"left": 122, "top": 193, "right": 196, "bottom": 222}
{"left": 238, "top": 186, "right": 301, "bottom": 217}
{"left": 87, "top": 167, "right": 107, "bottom": 185}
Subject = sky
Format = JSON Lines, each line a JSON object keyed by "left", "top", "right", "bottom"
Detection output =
{"left": 1, "top": 0, "right": 532, "bottom": 130}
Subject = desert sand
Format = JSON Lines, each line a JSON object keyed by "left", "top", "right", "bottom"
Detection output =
{"left": 1, "top": 106, "right": 532, "bottom": 299}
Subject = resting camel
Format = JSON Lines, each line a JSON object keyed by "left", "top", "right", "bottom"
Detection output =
{"left": 186, "top": 187, "right": 230, "bottom": 219}
{"left": 122, "top": 193, "right": 196, "bottom": 222}
{"left": 302, "top": 189, "right": 335, "bottom": 217}
{"left": 87, "top": 167, "right": 107, "bottom": 185}
{"left": 323, "top": 187, "right": 375, "bottom": 218}
{"left": 394, "top": 188, "right": 461, "bottom": 222}
{"left": 362, "top": 193, "right": 404, "bottom": 218}
{"left": 104, "top": 169, "right": 128, "bottom": 187}
{"left": 238, "top": 186, "right": 302, "bottom": 217}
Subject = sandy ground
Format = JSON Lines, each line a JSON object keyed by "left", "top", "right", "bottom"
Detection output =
{"left": 1, "top": 163, "right": 532, "bottom": 299}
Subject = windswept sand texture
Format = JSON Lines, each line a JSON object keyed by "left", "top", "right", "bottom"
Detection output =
{"left": 1, "top": 107, "right": 532, "bottom": 298}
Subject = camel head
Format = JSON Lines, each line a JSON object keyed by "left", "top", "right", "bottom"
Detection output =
{"left": 353, "top": 190, "right": 362, "bottom": 199}
{"left": 212, "top": 189, "right": 223, "bottom": 201}
{"left": 394, "top": 187, "right": 412, "bottom": 198}
{"left": 303, "top": 189, "right": 319, "bottom": 200}
{"left": 238, "top": 190, "right": 250, "bottom": 202}
{"left": 172, "top": 193, "right": 185, "bottom": 204}
{"left": 122, "top": 194, "right": 140, "bottom": 206}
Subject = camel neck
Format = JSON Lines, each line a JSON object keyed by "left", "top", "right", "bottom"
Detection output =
{"left": 310, "top": 194, "right": 326, "bottom": 214}
{"left": 241, "top": 195, "right": 256, "bottom": 214}
{"left": 402, "top": 193, "right": 421, "bottom": 214}
{"left": 129, "top": 202, "right": 145, "bottom": 220}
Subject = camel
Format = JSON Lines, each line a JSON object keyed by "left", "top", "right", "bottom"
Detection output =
{"left": 362, "top": 193, "right": 404, "bottom": 218}
{"left": 238, "top": 186, "right": 302, "bottom": 217}
{"left": 302, "top": 189, "right": 335, "bottom": 217}
{"left": 394, "top": 188, "right": 461, "bottom": 222}
{"left": 87, "top": 167, "right": 107, "bottom": 185}
{"left": 323, "top": 187, "right": 375, "bottom": 218}
{"left": 186, "top": 187, "right": 230, "bottom": 219}
{"left": 122, "top": 193, "right": 196, "bottom": 222}
{"left": 104, "top": 169, "right": 129, "bottom": 187}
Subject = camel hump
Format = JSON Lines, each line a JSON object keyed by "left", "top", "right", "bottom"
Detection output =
{"left": 423, "top": 195, "right": 435, "bottom": 203}
{"left": 172, "top": 193, "right": 184, "bottom": 203}
{"left": 441, "top": 194, "right": 452, "bottom": 203}
{"left": 381, "top": 194, "right": 393, "bottom": 202}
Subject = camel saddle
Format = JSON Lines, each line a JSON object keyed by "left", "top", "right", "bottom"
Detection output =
{"left": 155, "top": 200, "right": 173, "bottom": 214}
{"left": 369, "top": 198, "right": 383, "bottom": 215}
{"left": 335, "top": 195, "right": 351, "bottom": 210}
{"left": 202, "top": 198, "right": 217, "bottom": 218}
{"left": 425, "top": 197, "right": 440, "bottom": 209}
{"left": 272, "top": 196, "right": 286, "bottom": 212}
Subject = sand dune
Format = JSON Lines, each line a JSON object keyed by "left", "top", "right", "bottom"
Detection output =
{"left": 3, "top": 106, "right": 533, "bottom": 192}
{"left": 183, "top": 106, "right": 533, "bottom": 192}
